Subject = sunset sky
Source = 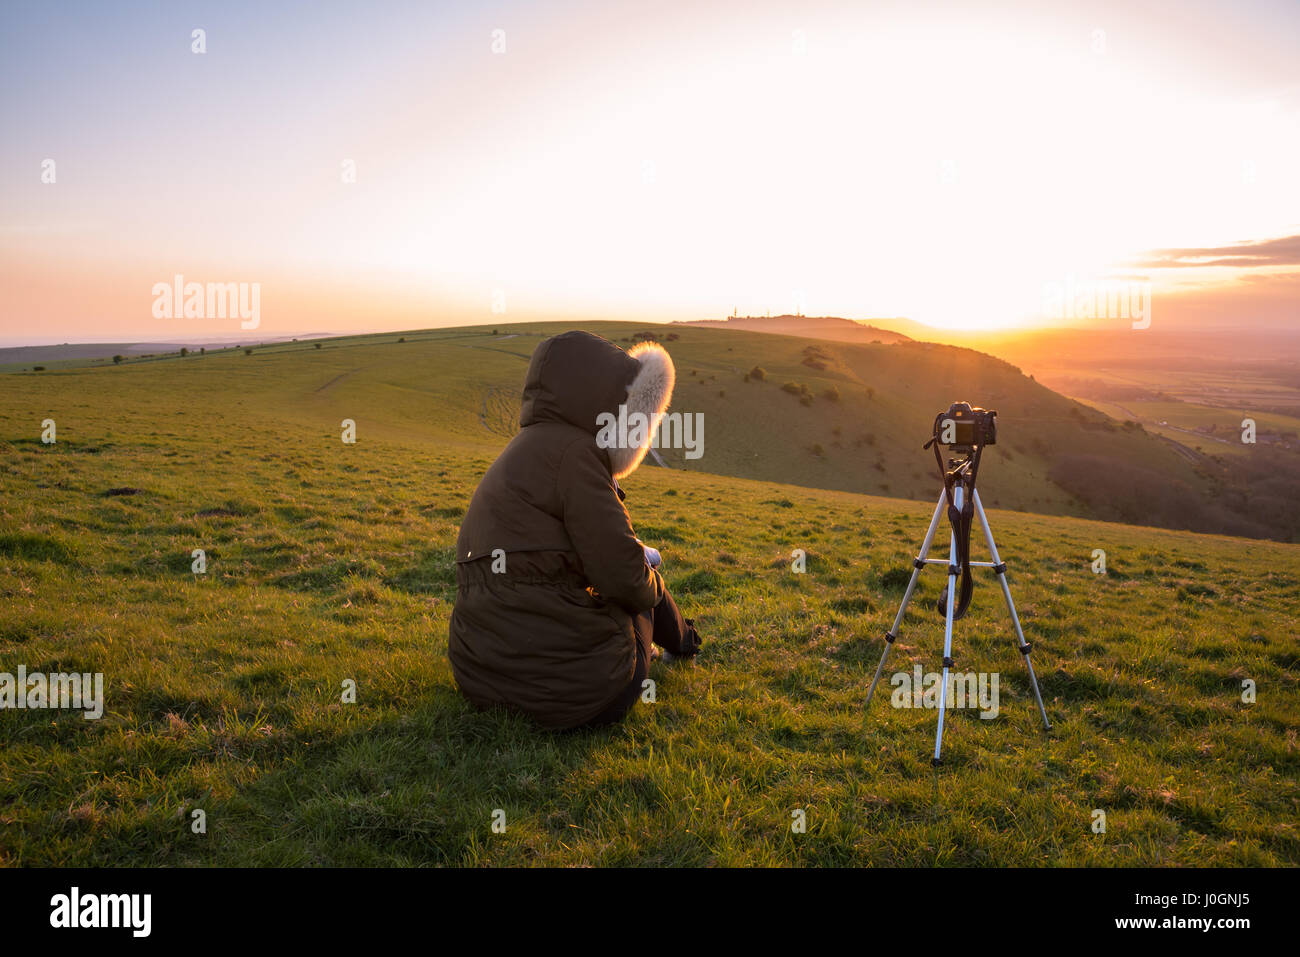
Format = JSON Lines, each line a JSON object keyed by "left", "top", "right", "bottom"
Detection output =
{"left": 2, "top": 0, "right": 1297, "bottom": 344}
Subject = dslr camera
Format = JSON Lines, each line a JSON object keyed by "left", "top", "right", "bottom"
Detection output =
{"left": 932, "top": 401, "right": 997, "bottom": 453}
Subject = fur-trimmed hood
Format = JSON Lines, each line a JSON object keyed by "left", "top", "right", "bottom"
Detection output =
{"left": 519, "top": 331, "right": 676, "bottom": 479}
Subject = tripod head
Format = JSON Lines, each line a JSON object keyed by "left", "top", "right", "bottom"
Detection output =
{"left": 942, "top": 451, "right": 976, "bottom": 484}
{"left": 923, "top": 434, "right": 984, "bottom": 495}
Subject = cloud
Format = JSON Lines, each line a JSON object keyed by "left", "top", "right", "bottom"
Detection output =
{"left": 1136, "top": 234, "right": 1300, "bottom": 268}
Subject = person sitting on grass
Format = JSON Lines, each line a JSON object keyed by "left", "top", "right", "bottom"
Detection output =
{"left": 448, "top": 331, "right": 703, "bottom": 729}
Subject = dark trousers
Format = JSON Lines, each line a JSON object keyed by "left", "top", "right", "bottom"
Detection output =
{"left": 583, "top": 590, "right": 698, "bottom": 727}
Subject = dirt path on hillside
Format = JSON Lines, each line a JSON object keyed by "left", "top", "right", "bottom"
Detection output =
{"left": 478, "top": 386, "right": 520, "bottom": 437}
{"left": 314, "top": 368, "right": 364, "bottom": 394}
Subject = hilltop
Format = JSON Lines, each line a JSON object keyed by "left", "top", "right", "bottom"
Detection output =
{"left": 676, "top": 314, "right": 912, "bottom": 345}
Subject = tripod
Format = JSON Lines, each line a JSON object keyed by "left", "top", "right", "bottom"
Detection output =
{"left": 864, "top": 452, "right": 1051, "bottom": 764}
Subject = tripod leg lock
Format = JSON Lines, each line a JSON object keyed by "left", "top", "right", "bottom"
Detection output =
{"left": 912, "top": 557, "right": 926, "bottom": 570}
{"left": 946, "top": 564, "right": 959, "bottom": 577}
{"left": 942, "top": 656, "right": 955, "bottom": 668}
{"left": 992, "top": 561, "right": 1007, "bottom": 575}
{"left": 883, "top": 630, "right": 897, "bottom": 644}
{"left": 1018, "top": 642, "right": 1033, "bottom": 655}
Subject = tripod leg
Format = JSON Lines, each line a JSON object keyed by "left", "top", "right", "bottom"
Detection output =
{"left": 933, "top": 486, "right": 962, "bottom": 765}
{"left": 865, "top": 490, "right": 946, "bottom": 710}
{"left": 972, "top": 491, "right": 1051, "bottom": 731}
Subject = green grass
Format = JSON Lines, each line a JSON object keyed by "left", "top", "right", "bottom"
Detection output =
{"left": 0, "top": 324, "right": 1297, "bottom": 866}
{"left": 1076, "top": 396, "right": 1300, "bottom": 456}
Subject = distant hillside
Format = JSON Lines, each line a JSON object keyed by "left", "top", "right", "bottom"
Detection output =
{"left": 5, "top": 319, "right": 1292, "bottom": 540}
{"left": 0, "top": 342, "right": 184, "bottom": 364}
{"left": 677, "top": 315, "right": 911, "bottom": 345}
{"left": 0, "top": 335, "right": 336, "bottom": 370}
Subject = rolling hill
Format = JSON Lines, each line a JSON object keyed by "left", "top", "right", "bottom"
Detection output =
{"left": 9, "top": 320, "right": 1274, "bottom": 539}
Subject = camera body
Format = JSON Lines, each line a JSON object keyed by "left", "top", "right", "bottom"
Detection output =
{"left": 933, "top": 401, "right": 997, "bottom": 452}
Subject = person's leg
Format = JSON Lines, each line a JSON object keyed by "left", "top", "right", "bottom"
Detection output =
{"left": 650, "top": 589, "right": 702, "bottom": 659}
{"left": 579, "top": 592, "right": 702, "bottom": 728}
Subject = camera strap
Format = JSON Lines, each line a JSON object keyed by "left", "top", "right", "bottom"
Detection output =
{"left": 924, "top": 439, "right": 982, "bottom": 620}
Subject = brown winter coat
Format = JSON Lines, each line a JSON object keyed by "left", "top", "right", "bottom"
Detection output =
{"left": 448, "top": 331, "right": 677, "bottom": 729}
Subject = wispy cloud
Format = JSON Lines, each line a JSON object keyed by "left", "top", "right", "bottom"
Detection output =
{"left": 1137, "top": 235, "right": 1300, "bottom": 268}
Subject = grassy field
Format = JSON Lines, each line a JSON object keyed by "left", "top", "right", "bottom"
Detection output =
{"left": 1, "top": 324, "right": 1297, "bottom": 866}
{"left": 1074, "top": 396, "right": 1300, "bottom": 457}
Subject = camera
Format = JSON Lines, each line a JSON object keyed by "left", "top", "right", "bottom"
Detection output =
{"left": 933, "top": 401, "right": 997, "bottom": 452}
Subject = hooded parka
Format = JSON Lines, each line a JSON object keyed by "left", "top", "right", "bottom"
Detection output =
{"left": 448, "top": 331, "right": 676, "bottom": 728}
